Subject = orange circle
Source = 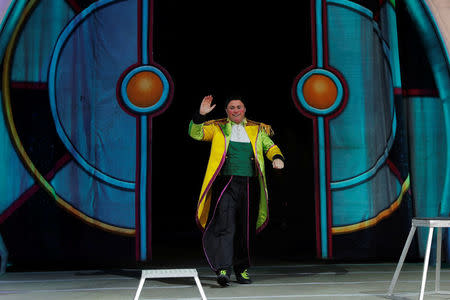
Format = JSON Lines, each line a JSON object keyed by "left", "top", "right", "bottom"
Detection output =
{"left": 302, "top": 74, "right": 338, "bottom": 110}
{"left": 126, "top": 71, "right": 164, "bottom": 108}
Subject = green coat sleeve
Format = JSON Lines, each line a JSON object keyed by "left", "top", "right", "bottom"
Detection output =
{"left": 260, "top": 129, "right": 283, "bottom": 161}
{"left": 188, "top": 120, "right": 215, "bottom": 142}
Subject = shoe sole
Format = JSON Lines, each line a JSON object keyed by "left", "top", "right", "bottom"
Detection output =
{"left": 236, "top": 279, "right": 252, "bottom": 284}
{"left": 217, "top": 275, "right": 230, "bottom": 287}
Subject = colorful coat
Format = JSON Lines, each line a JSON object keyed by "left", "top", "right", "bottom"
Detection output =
{"left": 188, "top": 118, "right": 283, "bottom": 233}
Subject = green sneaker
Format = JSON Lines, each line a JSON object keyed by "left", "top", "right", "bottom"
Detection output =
{"left": 217, "top": 269, "right": 230, "bottom": 287}
{"left": 236, "top": 269, "right": 252, "bottom": 284}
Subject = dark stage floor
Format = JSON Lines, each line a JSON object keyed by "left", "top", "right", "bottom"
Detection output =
{"left": 1, "top": 260, "right": 450, "bottom": 300}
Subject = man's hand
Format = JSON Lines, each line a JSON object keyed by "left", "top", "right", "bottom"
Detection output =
{"left": 200, "top": 95, "right": 216, "bottom": 115}
{"left": 272, "top": 158, "right": 284, "bottom": 169}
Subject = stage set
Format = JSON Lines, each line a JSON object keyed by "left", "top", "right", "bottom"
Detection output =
{"left": 1, "top": 0, "right": 450, "bottom": 299}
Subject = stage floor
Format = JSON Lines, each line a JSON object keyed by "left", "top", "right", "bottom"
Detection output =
{"left": 1, "top": 262, "right": 450, "bottom": 299}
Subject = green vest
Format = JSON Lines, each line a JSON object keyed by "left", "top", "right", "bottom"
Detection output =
{"left": 222, "top": 141, "right": 254, "bottom": 176}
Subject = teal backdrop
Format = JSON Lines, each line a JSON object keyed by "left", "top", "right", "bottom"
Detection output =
{"left": 0, "top": 0, "right": 448, "bottom": 269}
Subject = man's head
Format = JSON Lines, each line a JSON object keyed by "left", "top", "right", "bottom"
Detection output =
{"left": 225, "top": 98, "right": 246, "bottom": 124}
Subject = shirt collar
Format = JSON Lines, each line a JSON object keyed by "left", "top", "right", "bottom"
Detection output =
{"left": 227, "top": 118, "right": 247, "bottom": 126}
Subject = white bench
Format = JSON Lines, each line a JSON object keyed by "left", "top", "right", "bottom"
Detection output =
{"left": 134, "top": 268, "right": 207, "bottom": 300}
{"left": 388, "top": 217, "right": 450, "bottom": 300}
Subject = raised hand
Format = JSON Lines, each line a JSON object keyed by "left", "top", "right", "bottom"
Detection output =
{"left": 200, "top": 95, "right": 216, "bottom": 115}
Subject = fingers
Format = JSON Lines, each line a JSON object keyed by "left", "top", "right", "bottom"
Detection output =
{"left": 202, "top": 95, "right": 213, "bottom": 103}
{"left": 200, "top": 95, "right": 215, "bottom": 115}
{"left": 272, "top": 159, "right": 284, "bottom": 169}
{"left": 274, "top": 161, "right": 284, "bottom": 169}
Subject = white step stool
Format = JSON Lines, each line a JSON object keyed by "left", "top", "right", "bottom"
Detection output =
{"left": 388, "top": 217, "right": 450, "bottom": 300}
{"left": 134, "top": 268, "right": 207, "bottom": 300}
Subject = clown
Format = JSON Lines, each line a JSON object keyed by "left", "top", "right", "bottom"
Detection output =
{"left": 188, "top": 95, "right": 284, "bottom": 286}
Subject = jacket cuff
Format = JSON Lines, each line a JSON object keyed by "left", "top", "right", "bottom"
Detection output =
{"left": 193, "top": 111, "right": 208, "bottom": 124}
{"left": 273, "top": 154, "right": 284, "bottom": 162}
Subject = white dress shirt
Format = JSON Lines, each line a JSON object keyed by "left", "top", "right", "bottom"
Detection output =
{"left": 230, "top": 123, "right": 250, "bottom": 143}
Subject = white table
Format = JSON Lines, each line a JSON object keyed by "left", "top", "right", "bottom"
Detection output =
{"left": 388, "top": 217, "right": 450, "bottom": 300}
{"left": 134, "top": 268, "right": 207, "bottom": 300}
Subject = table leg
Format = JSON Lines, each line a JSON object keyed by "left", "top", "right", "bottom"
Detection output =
{"left": 419, "top": 227, "right": 434, "bottom": 300}
{"left": 436, "top": 227, "right": 442, "bottom": 293}
{"left": 388, "top": 225, "right": 417, "bottom": 295}
{"left": 194, "top": 275, "right": 208, "bottom": 300}
{"left": 134, "top": 276, "right": 146, "bottom": 300}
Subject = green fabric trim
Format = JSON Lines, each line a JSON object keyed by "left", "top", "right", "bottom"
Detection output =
{"left": 255, "top": 129, "right": 269, "bottom": 229}
{"left": 220, "top": 121, "right": 232, "bottom": 138}
{"left": 256, "top": 176, "right": 267, "bottom": 229}
{"left": 228, "top": 118, "right": 247, "bottom": 126}
{"left": 188, "top": 120, "right": 204, "bottom": 140}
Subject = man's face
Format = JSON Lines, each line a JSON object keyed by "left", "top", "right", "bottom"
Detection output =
{"left": 226, "top": 100, "right": 246, "bottom": 124}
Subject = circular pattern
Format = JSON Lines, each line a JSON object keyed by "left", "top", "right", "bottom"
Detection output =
{"left": 296, "top": 69, "right": 344, "bottom": 116}
{"left": 126, "top": 71, "right": 164, "bottom": 108}
{"left": 303, "top": 74, "right": 338, "bottom": 109}
{"left": 121, "top": 65, "right": 170, "bottom": 114}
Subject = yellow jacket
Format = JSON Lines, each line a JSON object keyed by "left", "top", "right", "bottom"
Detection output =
{"left": 188, "top": 118, "right": 283, "bottom": 232}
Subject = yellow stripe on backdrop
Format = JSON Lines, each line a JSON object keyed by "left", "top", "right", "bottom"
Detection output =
{"left": 332, "top": 175, "right": 410, "bottom": 235}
